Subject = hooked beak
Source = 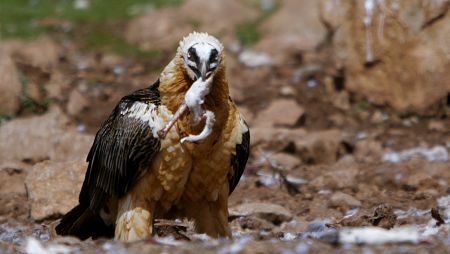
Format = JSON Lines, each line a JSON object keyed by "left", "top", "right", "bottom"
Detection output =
{"left": 200, "top": 61, "right": 208, "bottom": 81}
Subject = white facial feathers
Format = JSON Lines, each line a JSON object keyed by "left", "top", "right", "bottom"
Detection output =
{"left": 178, "top": 32, "right": 224, "bottom": 56}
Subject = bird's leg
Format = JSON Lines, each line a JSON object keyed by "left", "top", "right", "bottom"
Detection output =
{"left": 157, "top": 103, "right": 188, "bottom": 139}
{"left": 115, "top": 194, "right": 155, "bottom": 242}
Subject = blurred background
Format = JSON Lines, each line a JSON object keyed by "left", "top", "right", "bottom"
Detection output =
{"left": 0, "top": 0, "right": 449, "bottom": 253}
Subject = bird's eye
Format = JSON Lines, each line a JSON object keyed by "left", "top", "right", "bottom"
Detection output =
{"left": 209, "top": 49, "right": 219, "bottom": 63}
{"left": 188, "top": 47, "right": 196, "bottom": 61}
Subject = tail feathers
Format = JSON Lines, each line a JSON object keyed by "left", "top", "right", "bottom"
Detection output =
{"left": 56, "top": 204, "right": 114, "bottom": 240}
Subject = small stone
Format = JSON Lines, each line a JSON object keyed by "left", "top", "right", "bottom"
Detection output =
{"left": 67, "top": 89, "right": 89, "bottom": 116}
{"left": 270, "top": 153, "right": 302, "bottom": 170}
{"left": 253, "top": 99, "right": 305, "bottom": 128}
{"left": 229, "top": 202, "right": 293, "bottom": 224}
{"left": 0, "top": 49, "right": 22, "bottom": 114}
{"left": 331, "top": 192, "right": 362, "bottom": 207}
{"left": 370, "top": 111, "right": 386, "bottom": 125}
{"left": 250, "top": 127, "right": 307, "bottom": 147}
{"left": 293, "top": 129, "right": 342, "bottom": 164}
{"left": 354, "top": 139, "right": 383, "bottom": 163}
{"left": 427, "top": 121, "right": 445, "bottom": 132}
{"left": 238, "top": 50, "right": 273, "bottom": 67}
{"left": 280, "top": 86, "right": 295, "bottom": 96}
{"left": 0, "top": 162, "right": 29, "bottom": 195}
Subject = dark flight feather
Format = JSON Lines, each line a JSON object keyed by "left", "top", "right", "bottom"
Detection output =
{"left": 229, "top": 120, "right": 250, "bottom": 194}
{"left": 83, "top": 80, "right": 162, "bottom": 212}
{"left": 57, "top": 80, "right": 162, "bottom": 238}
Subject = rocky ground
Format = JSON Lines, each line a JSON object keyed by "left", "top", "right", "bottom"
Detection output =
{"left": 0, "top": 0, "right": 449, "bottom": 253}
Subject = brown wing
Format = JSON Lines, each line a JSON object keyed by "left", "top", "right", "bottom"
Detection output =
{"left": 80, "top": 80, "right": 162, "bottom": 212}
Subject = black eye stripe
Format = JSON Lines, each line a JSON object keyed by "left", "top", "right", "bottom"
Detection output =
{"left": 209, "top": 49, "right": 218, "bottom": 62}
{"left": 188, "top": 47, "right": 200, "bottom": 64}
{"left": 188, "top": 65, "right": 201, "bottom": 79}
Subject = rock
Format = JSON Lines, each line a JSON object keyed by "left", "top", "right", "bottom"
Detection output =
{"left": 253, "top": 99, "right": 305, "bottom": 128}
{"left": 354, "top": 139, "right": 383, "bottom": 163}
{"left": 238, "top": 50, "right": 273, "bottom": 67}
{"left": 279, "top": 219, "right": 308, "bottom": 234}
{"left": 125, "top": 8, "right": 192, "bottom": 51}
{"left": 0, "top": 49, "right": 22, "bottom": 114}
{"left": 310, "top": 159, "right": 359, "bottom": 189}
{"left": 280, "top": 86, "right": 295, "bottom": 97}
{"left": 427, "top": 120, "right": 446, "bottom": 132}
{"left": 383, "top": 145, "right": 449, "bottom": 163}
{"left": 437, "top": 195, "right": 450, "bottom": 222}
{"left": 230, "top": 216, "right": 275, "bottom": 231}
{"left": 270, "top": 153, "right": 302, "bottom": 170}
{"left": 330, "top": 0, "right": 450, "bottom": 112}
{"left": 0, "top": 161, "right": 30, "bottom": 195}
{"left": 46, "top": 71, "right": 70, "bottom": 100}
{"left": 370, "top": 111, "right": 387, "bottom": 125}
{"left": 67, "top": 89, "right": 89, "bottom": 116}
{"left": 338, "top": 226, "right": 419, "bottom": 245}
{"left": 126, "top": 0, "right": 259, "bottom": 50}
{"left": 255, "top": 0, "right": 327, "bottom": 64}
{"left": 25, "top": 160, "right": 87, "bottom": 220}
{"left": 0, "top": 106, "right": 93, "bottom": 162}
{"left": 370, "top": 204, "right": 397, "bottom": 229}
{"left": 250, "top": 127, "right": 307, "bottom": 147}
{"left": 229, "top": 202, "right": 293, "bottom": 224}
{"left": 12, "top": 37, "right": 61, "bottom": 70}
{"left": 330, "top": 91, "right": 351, "bottom": 111}
{"left": 319, "top": 0, "right": 348, "bottom": 31}
{"left": 293, "top": 129, "right": 342, "bottom": 164}
{"left": 180, "top": 0, "right": 258, "bottom": 40}
{"left": 330, "top": 191, "right": 362, "bottom": 208}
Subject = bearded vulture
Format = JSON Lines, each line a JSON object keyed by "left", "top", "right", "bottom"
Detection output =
{"left": 56, "top": 32, "right": 250, "bottom": 242}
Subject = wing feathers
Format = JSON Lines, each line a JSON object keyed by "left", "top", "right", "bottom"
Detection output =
{"left": 80, "top": 81, "right": 162, "bottom": 212}
{"left": 229, "top": 114, "right": 250, "bottom": 194}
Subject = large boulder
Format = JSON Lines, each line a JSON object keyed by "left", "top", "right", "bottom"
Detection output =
{"left": 255, "top": 0, "right": 327, "bottom": 64}
{"left": 25, "top": 160, "right": 87, "bottom": 220}
{"left": 325, "top": 0, "right": 450, "bottom": 112}
{"left": 1, "top": 38, "right": 62, "bottom": 71}
{"left": 0, "top": 106, "right": 93, "bottom": 163}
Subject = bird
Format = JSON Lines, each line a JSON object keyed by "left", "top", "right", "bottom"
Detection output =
{"left": 55, "top": 32, "right": 250, "bottom": 242}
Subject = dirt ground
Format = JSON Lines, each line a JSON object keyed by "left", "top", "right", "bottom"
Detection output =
{"left": 1, "top": 1, "right": 449, "bottom": 253}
